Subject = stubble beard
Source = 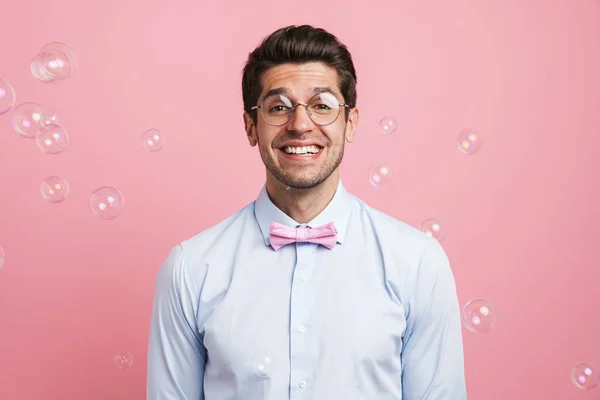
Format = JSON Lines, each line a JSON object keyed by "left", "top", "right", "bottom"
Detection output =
{"left": 258, "top": 136, "right": 345, "bottom": 190}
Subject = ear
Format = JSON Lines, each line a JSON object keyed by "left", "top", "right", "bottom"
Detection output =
{"left": 243, "top": 112, "right": 258, "bottom": 147}
{"left": 345, "top": 107, "right": 359, "bottom": 143}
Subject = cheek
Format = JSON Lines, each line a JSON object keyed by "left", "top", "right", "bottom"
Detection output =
{"left": 323, "top": 128, "right": 345, "bottom": 145}
{"left": 256, "top": 126, "right": 281, "bottom": 150}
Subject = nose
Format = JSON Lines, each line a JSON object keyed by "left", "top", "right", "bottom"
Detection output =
{"left": 287, "top": 103, "right": 315, "bottom": 132}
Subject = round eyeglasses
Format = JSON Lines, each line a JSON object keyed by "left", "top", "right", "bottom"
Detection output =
{"left": 251, "top": 92, "right": 349, "bottom": 126}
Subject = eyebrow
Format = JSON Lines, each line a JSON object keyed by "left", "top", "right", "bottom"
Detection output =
{"left": 261, "top": 87, "right": 337, "bottom": 102}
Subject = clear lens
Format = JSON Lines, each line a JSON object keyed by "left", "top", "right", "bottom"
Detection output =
{"left": 261, "top": 92, "right": 341, "bottom": 126}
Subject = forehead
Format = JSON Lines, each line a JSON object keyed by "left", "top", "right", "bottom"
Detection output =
{"left": 259, "top": 62, "right": 341, "bottom": 99}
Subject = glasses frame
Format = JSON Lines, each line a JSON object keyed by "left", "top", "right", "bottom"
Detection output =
{"left": 250, "top": 92, "right": 350, "bottom": 127}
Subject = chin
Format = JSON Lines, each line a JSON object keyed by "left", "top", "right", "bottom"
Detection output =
{"left": 275, "top": 172, "right": 331, "bottom": 190}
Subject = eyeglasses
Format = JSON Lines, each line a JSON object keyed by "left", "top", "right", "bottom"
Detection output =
{"left": 251, "top": 92, "right": 349, "bottom": 126}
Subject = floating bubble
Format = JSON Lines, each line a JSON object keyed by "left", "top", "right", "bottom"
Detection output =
{"left": 43, "top": 111, "right": 59, "bottom": 126}
{"left": 90, "top": 186, "right": 124, "bottom": 220}
{"left": 379, "top": 117, "right": 397, "bottom": 135}
{"left": 114, "top": 352, "right": 134, "bottom": 369}
{"left": 368, "top": 165, "right": 392, "bottom": 188}
{"left": 142, "top": 128, "right": 166, "bottom": 152}
{"left": 462, "top": 299, "right": 498, "bottom": 333}
{"left": 419, "top": 218, "right": 445, "bottom": 242}
{"left": 12, "top": 102, "right": 50, "bottom": 138}
{"left": 571, "top": 362, "right": 599, "bottom": 390}
{"left": 0, "top": 79, "right": 16, "bottom": 115}
{"left": 31, "top": 42, "right": 78, "bottom": 83}
{"left": 0, "top": 246, "right": 4, "bottom": 268}
{"left": 457, "top": 129, "right": 482, "bottom": 155}
{"left": 254, "top": 352, "right": 273, "bottom": 377}
{"left": 36, "top": 124, "right": 69, "bottom": 154}
{"left": 40, "top": 176, "right": 69, "bottom": 203}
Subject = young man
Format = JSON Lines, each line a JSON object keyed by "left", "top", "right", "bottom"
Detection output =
{"left": 147, "top": 25, "right": 467, "bottom": 399}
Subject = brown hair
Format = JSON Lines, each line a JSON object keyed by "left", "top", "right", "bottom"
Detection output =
{"left": 242, "top": 25, "right": 357, "bottom": 123}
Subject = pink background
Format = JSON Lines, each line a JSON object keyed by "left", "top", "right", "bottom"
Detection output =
{"left": 1, "top": 0, "right": 599, "bottom": 398}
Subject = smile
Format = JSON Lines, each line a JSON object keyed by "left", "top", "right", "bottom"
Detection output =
{"left": 282, "top": 145, "right": 323, "bottom": 156}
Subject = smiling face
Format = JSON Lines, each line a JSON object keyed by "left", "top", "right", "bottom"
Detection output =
{"left": 243, "top": 62, "right": 359, "bottom": 190}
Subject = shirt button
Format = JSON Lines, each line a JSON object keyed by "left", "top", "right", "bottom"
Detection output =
{"left": 298, "top": 380, "right": 306, "bottom": 388}
{"left": 298, "top": 325, "right": 306, "bottom": 333}
{"left": 301, "top": 275, "right": 308, "bottom": 282}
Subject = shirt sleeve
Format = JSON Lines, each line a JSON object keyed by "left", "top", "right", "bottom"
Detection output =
{"left": 400, "top": 237, "right": 467, "bottom": 399}
{"left": 146, "top": 244, "right": 207, "bottom": 400}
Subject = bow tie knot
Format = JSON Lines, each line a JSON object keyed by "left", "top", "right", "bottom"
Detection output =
{"left": 295, "top": 227, "right": 310, "bottom": 242}
{"left": 269, "top": 221, "right": 338, "bottom": 251}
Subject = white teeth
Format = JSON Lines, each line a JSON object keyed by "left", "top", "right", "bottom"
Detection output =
{"left": 283, "top": 145, "right": 321, "bottom": 155}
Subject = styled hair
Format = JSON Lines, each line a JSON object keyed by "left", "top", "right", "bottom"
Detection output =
{"left": 242, "top": 24, "right": 357, "bottom": 123}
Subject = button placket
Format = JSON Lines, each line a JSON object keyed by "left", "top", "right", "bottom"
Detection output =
{"left": 289, "top": 232, "right": 317, "bottom": 398}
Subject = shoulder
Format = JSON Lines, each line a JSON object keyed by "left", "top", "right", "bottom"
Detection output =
{"left": 157, "top": 201, "right": 255, "bottom": 287}
{"left": 350, "top": 195, "right": 451, "bottom": 289}
{"left": 180, "top": 201, "right": 254, "bottom": 257}
{"left": 352, "top": 195, "right": 433, "bottom": 256}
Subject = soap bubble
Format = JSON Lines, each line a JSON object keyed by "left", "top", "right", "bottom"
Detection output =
{"left": 571, "top": 362, "right": 599, "bottom": 390}
{"left": 419, "top": 218, "right": 445, "bottom": 242}
{"left": 462, "top": 299, "right": 498, "bottom": 333}
{"left": 114, "top": 352, "right": 134, "bottom": 369}
{"left": 0, "top": 79, "right": 16, "bottom": 115}
{"left": 368, "top": 165, "right": 392, "bottom": 188}
{"left": 43, "top": 111, "right": 60, "bottom": 126}
{"left": 142, "top": 129, "right": 166, "bottom": 152}
{"left": 12, "top": 102, "right": 50, "bottom": 138}
{"left": 457, "top": 129, "right": 482, "bottom": 155}
{"left": 89, "top": 186, "right": 124, "bottom": 220}
{"left": 31, "top": 42, "right": 78, "bottom": 83}
{"left": 40, "top": 176, "right": 69, "bottom": 203}
{"left": 255, "top": 353, "right": 273, "bottom": 378}
{"left": 379, "top": 117, "right": 397, "bottom": 135}
{"left": 36, "top": 124, "right": 69, "bottom": 154}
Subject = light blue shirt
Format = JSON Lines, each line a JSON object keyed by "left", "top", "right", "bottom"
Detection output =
{"left": 147, "top": 180, "right": 467, "bottom": 399}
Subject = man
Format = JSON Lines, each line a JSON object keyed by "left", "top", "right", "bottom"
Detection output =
{"left": 147, "top": 24, "right": 467, "bottom": 399}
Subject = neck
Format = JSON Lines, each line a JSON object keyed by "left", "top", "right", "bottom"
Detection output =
{"left": 265, "top": 172, "right": 340, "bottom": 224}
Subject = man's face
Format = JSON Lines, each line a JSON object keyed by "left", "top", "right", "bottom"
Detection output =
{"left": 243, "top": 62, "right": 359, "bottom": 190}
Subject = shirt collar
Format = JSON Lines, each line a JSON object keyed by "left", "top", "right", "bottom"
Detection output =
{"left": 254, "top": 180, "right": 352, "bottom": 247}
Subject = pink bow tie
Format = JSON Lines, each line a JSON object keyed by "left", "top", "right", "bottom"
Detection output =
{"left": 269, "top": 221, "right": 338, "bottom": 251}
